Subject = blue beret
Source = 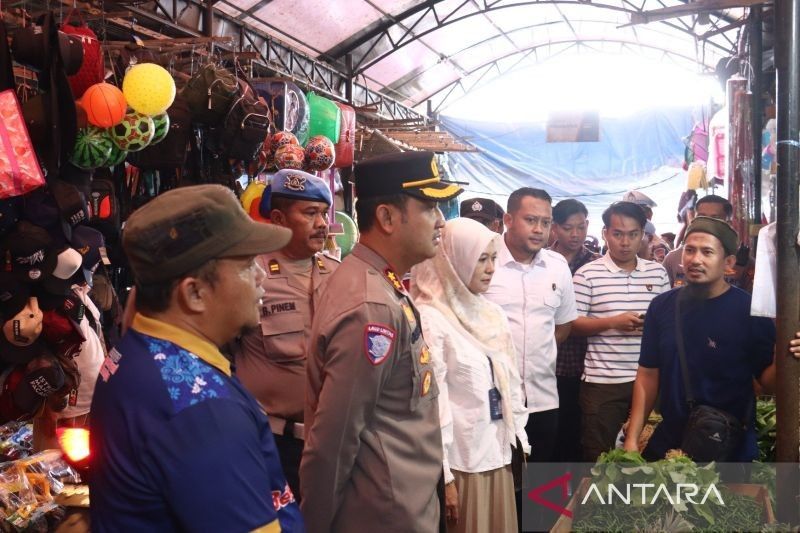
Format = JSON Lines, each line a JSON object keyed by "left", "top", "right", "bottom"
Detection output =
{"left": 260, "top": 169, "right": 333, "bottom": 215}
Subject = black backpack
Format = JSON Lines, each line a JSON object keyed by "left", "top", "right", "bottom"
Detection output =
{"left": 207, "top": 80, "right": 270, "bottom": 162}
{"left": 87, "top": 178, "right": 120, "bottom": 240}
{"left": 182, "top": 63, "right": 239, "bottom": 126}
{"left": 126, "top": 95, "right": 192, "bottom": 170}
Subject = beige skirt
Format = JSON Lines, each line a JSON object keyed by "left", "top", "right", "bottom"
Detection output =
{"left": 448, "top": 465, "right": 517, "bottom": 533}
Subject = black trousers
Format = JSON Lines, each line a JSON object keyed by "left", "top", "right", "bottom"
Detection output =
{"left": 555, "top": 376, "right": 583, "bottom": 462}
{"left": 273, "top": 433, "right": 304, "bottom": 502}
{"left": 526, "top": 408, "right": 559, "bottom": 463}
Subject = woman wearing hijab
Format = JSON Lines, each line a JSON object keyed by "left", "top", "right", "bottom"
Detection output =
{"left": 411, "top": 217, "right": 530, "bottom": 533}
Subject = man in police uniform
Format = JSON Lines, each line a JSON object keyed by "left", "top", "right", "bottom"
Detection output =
{"left": 460, "top": 196, "right": 504, "bottom": 234}
{"left": 300, "top": 151, "right": 463, "bottom": 533}
{"left": 236, "top": 168, "right": 338, "bottom": 499}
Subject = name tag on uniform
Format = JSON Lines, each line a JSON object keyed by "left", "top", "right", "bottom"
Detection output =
{"left": 487, "top": 357, "right": 503, "bottom": 420}
{"left": 488, "top": 387, "right": 503, "bottom": 420}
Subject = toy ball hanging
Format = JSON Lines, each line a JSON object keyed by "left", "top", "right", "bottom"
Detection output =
{"left": 274, "top": 144, "right": 305, "bottom": 170}
{"left": 110, "top": 112, "right": 155, "bottom": 152}
{"left": 304, "top": 135, "right": 336, "bottom": 172}
{"left": 335, "top": 211, "right": 359, "bottom": 258}
{"left": 270, "top": 131, "right": 299, "bottom": 152}
{"left": 69, "top": 126, "right": 113, "bottom": 170}
{"left": 148, "top": 113, "right": 170, "bottom": 146}
{"left": 122, "top": 63, "right": 176, "bottom": 116}
{"left": 81, "top": 83, "right": 127, "bottom": 128}
{"left": 105, "top": 138, "right": 128, "bottom": 167}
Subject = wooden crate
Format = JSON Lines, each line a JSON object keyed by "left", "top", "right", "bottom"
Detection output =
{"left": 550, "top": 479, "right": 774, "bottom": 532}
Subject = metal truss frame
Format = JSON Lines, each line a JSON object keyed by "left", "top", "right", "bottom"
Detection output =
{"left": 325, "top": 0, "right": 740, "bottom": 78}
{"left": 121, "top": 0, "right": 426, "bottom": 121}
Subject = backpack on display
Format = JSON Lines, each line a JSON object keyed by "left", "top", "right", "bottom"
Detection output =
{"left": 334, "top": 102, "right": 355, "bottom": 168}
{"left": 126, "top": 95, "right": 192, "bottom": 170}
{"left": 207, "top": 80, "right": 270, "bottom": 162}
{"left": 182, "top": 63, "right": 239, "bottom": 126}
{"left": 60, "top": 8, "right": 103, "bottom": 99}
{"left": 87, "top": 179, "right": 120, "bottom": 237}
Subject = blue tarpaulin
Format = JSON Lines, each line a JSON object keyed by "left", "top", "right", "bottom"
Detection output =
{"left": 441, "top": 108, "right": 696, "bottom": 234}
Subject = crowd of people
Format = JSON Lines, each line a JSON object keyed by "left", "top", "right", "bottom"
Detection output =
{"left": 87, "top": 150, "right": 795, "bottom": 533}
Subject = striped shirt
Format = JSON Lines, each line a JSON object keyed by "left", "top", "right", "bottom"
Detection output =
{"left": 574, "top": 254, "right": 670, "bottom": 383}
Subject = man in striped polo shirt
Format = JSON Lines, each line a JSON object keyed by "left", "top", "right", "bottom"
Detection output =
{"left": 571, "top": 201, "right": 670, "bottom": 462}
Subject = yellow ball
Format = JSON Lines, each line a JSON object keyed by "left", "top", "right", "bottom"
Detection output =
{"left": 122, "top": 63, "right": 176, "bottom": 116}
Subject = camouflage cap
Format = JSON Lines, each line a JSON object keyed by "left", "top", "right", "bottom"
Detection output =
{"left": 123, "top": 185, "right": 292, "bottom": 284}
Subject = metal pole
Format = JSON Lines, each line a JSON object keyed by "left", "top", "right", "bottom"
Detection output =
{"left": 750, "top": 6, "right": 763, "bottom": 224}
{"left": 345, "top": 54, "right": 354, "bottom": 105}
{"left": 775, "top": 0, "right": 800, "bottom": 523}
{"left": 203, "top": 0, "right": 216, "bottom": 38}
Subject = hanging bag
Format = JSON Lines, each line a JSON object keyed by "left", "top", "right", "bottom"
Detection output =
{"left": 60, "top": 8, "right": 103, "bottom": 99}
{"left": 0, "top": 18, "right": 45, "bottom": 198}
{"left": 182, "top": 63, "right": 240, "bottom": 125}
{"left": 334, "top": 102, "right": 355, "bottom": 168}
{"left": 675, "top": 288, "right": 747, "bottom": 461}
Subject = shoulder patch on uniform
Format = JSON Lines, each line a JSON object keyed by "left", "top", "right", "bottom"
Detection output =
{"left": 268, "top": 259, "right": 281, "bottom": 275}
{"left": 364, "top": 323, "right": 396, "bottom": 366}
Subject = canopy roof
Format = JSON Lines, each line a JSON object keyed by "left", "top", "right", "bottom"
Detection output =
{"left": 214, "top": 0, "right": 750, "bottom": 113}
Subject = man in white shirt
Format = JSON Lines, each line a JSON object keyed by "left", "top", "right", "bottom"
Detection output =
{"left": 485, "top": 187, "right": 577, "bottom": 462}
{"left": 572, "top": 201, "right": 670, "bottom": 461}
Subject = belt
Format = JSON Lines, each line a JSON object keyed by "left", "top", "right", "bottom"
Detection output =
{"left": 268, "top": 416, "right": 305, "bottom": 440}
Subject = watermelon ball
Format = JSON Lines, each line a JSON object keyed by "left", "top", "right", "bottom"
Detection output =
{"left": 69, "top": 126, "right": 113, "bottom": 170}
{"left": 105, "top": 137, "right": 128, "bottom": 167}
{"left": 148, "top": 113, "right": 170, "bottom": 146}
{"left": 110, "top": 112, "right": 155, "bottom": 152}
{"left": 304, "top": 135, "right": 336, "bottom": 172}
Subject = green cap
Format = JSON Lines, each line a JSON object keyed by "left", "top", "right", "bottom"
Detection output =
{"left": 685, "top": 216, "right": 739, "bottom": 256}
{"left": 123, "top": 185, "right": 292, "bottom": 284}
{"left": 355, "top": 151, "right": 463, "bottom": 202}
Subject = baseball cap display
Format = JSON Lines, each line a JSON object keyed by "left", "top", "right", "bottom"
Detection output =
{"left": 123, "top": 184, "right": 292, "bottom": 284}
{"left": 0, "top": 198, "right": 21, "bottom": 237}
{"left": 40, "top": 247, "right": 82, "bottom": 296}
{"left": 1, "top": 297, "right": 43, "bottom": 347}
{"left": 354, "top": 151, "right": 463, "bottom": 202}
{"left": 0, "top": 272, "right": 30, "bottom": 321}
{"left": 3, "top": 221, "right": 59, "bottom": 283}
{"left": 69, "top": 224, "right": 105, "bottom": 285}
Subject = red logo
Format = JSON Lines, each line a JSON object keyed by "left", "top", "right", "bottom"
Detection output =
{"left": 271, "top": 483, "right": 295, "bottom": 511}
{"left": 527, "top": 472, "right": 573, "bottom": 518}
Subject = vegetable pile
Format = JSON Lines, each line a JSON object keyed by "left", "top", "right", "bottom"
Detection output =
{"left": 572, "top": 449, "right": 768, "bottom": 532}
{"left": 756, "top": 397, "right": 776, "bottom": 462}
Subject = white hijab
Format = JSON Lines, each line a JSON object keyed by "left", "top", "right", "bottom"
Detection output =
{"left": 411, "top": 217, "right": 518, "bottom": 446}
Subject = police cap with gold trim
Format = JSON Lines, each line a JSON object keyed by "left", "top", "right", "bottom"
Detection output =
{"left": 354, "top": 151, "right": 463, "bottom": 202}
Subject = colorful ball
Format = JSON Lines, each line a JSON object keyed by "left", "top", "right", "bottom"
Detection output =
{"left": 335, "top": 211, "right": 358, "bottom": 258}
{"left": 304, "top": 135, "right": 336, "bottom": 172}
{"left": 69, "top": 126, "right": 113, "bottom": 170}
{"left": 105, "top": 139, "right": 128, "bottom": 167}
{"left": 110, "top": 112, "right": 155, "bottom": 152}
{"left": 148, "top": 113, "right": 170, "bottom": 146}
{"left": 122, "top": 63, "right": 176, "bottom": 116}
{"left": 81, "top": 83, "right": 127, "bottom": 128}
{"left": 274, "top": 144, "right": 305, "bottom": 170}
{"left": 270, "top": 131, "right": 299, "bottom": 154}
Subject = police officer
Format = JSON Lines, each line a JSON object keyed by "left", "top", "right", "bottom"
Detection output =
{"left": 300, "top": 151, "right": 463, "bottom": 533}
{"left": 460, "top": 196, "right": 505, "bottom": 234}
{"left": 235, "top": 169, "right": 338, "bottom": 499}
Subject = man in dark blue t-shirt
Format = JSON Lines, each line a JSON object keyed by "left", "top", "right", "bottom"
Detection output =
{"left": 90, "top": 185, "right": 304, "bottom": 532}
{"left": 624, "top": 217, "right": 776, "bottom": 461}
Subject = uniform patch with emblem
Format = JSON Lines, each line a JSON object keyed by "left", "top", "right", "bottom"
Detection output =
{"left": 364, "top": 324, "right": 396, "bottom": 366}
{"left": 268, "top": 259, "right": 281, "bottom": 274}
{"left": 419, "top": 346, "right": 430, "bottom": 365}
{"left": 471, "top": 201, "right": 483, "bottom": 212}
{"left": 285, "top": 173, "right": 307, "bottom": 191}
{"left": 422, "top": 370, "right": 432, "bottom": 396}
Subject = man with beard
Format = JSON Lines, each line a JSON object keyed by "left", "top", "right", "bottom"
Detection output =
{"left": 624, "top": 217, "right": 776, "bottom": 461}
{"left": 301, "top": 151, "right": 462, "bottom": 533}
{"left": 235, "top": 169, "right": 338, "bottom": 499}
{"left": 90, "top": 185, "right": 303, "bottom": 532}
